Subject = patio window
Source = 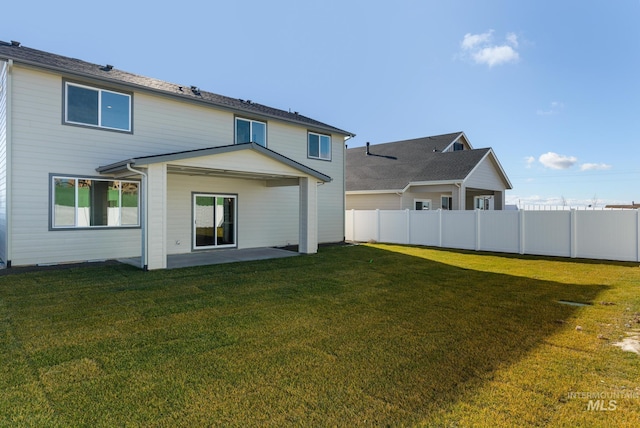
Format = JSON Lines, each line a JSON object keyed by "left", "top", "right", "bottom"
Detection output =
{"left": 441, "top": 196, "right": 453, "bottom": 210}
{"left": 51, "top": 176, "right": 139, "bottom": 228}
{"left": 474, "top": 196, "right": 491, "bottom": 210}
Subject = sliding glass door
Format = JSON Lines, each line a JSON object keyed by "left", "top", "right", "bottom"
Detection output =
{"left": 193, "top": 194, "right": 236, "bottom": 249}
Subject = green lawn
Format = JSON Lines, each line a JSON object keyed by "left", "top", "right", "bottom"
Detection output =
{"left": 1, "top": 244, "right": 639, "bottom": 427}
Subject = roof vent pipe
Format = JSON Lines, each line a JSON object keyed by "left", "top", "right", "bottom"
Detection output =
{"left": 11, "top": 40, "right": 20, "bottom": 47}
{"left": 366, "top": 142, "right": 370, "bottom": 155}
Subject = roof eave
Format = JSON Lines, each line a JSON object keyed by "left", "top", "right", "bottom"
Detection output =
{"left": 1, "top": 53, "right": 354, "bottom": 137}
{"left": 96, "top": 143, "right": 332, "bottom": 183}
{"left": 346, "top": 189, "right": 404, "bottom": 195}
{"left": 346, "top": 180, "right": 464, "bottom": 194}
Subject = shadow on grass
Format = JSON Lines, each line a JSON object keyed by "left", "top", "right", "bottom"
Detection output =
{"left": 417, "top": 244, "right": 640, "bottom": 268}
{"left": 0, "top": 244, "right": 613, "bottom": 426}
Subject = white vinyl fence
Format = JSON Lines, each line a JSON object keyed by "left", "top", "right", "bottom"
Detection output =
{"left": 345, "top": 209, "right": 640, "bottom": 262}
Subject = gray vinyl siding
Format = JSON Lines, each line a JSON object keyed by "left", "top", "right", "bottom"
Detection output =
{"left": 8, "top": 64, "right": 345, "bottom": 265}
{"left": 0, "top": 61, "right": 7, "bottom": 263}
{"left": 167, "top": 175, "right": 299, "bottom": 253}
{"left": 347, "top": 190, "right": 456, "bottom": 211}
{"left": 346, "top": 193, "right": 402, "bottom": 210}
{"left": 464, "top": 156, "right": 506, "bottom": 191}
{"left": 402, "top": 192, "right": 450, "bottom": 210}
{"left": 267, "top": 122, "right": 346, "bottom": 243}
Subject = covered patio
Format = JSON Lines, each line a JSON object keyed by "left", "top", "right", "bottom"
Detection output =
{"left": 119, "top": 246, "right": 299, "bottom": 269}
{"left": 97, "top": 143, "right": 330, "bottom": 270}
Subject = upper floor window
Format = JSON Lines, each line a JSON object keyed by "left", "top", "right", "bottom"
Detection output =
{"left": 65, "top": 82, "right": 131, "bottom": 132}
{"left": 235, "top": 117, "right": 266, "bottom": 147}
{"left": 308, "top": 132, "right": 331, "bottom": 161}
{"left": 452, "top": 142, "right": 464, "bottom": 151}
{"left": 52, "top": 176, "right": 139, "bottom": 228}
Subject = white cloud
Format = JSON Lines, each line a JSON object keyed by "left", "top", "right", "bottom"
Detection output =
{"left": 461, "top": 30, "right": 494, "bottom": 50}
{"left": 473, "top": 45, "right": 519, "bottom": 67}
{"left": 537, "top": 101, "right": 565, "bottom": 115}
{"left": 580, "top": 163, "right": 612, "bottom": 171}
{"left": 524, "top": 156, "right": 536, "bottom": 168}
{"left": 539, "top": 152, "right": 577, "bottom": 169}
{"left": 459, "top": 30, "right": 520, "bottom": 67}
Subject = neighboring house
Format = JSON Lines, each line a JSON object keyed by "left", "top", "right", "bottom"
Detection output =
{"left": 0, "top": 40, "right": 353, "bottom": 269}
{"left": 346, "top": 132, "right": 512, "bottom": 211}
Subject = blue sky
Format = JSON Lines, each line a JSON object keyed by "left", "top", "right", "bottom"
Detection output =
{"left": 4, "top": 0, "right": 639, "bottom": 207}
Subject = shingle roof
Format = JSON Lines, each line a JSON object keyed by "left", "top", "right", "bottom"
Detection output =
{"left": 0, "top": 40, "right": 353, "bottom": 137}
{"left": 346, "top": 133, "right": 493, "bottom": 191}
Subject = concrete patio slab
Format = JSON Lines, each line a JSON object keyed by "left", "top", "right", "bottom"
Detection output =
{"left": 119, "top": 247, "right": 300, "bottom": 270}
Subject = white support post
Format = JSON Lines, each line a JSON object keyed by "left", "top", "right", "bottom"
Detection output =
{"left": 570, "top": 209, "right": 577, "bottom": 258}
{"left": 350, "top": 209, "right": 356, "bottom": 242}
{"left": 475, "top": 209, "right": 481, "bottom": 251}
{"left": 636, "top": 210, "right": 640, "bottom": 262}
{"left": 438, "top": 209, "right": 443, "bottom": 247}
{"left": 406, "top": 209, "right": 411, "bottom": 245}
{"left": 299, "top": 177, "right": 318, "bottom": 254}
{"left": 519, "top": 209, "right": 526, "bottom": 255}
{"left": 146, "top": 163, "right": 167, "bottom": 269}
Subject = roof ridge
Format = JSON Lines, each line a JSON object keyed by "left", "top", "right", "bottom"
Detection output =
{"left": 348, "top": 132, "right": 463, "bottom": 149}
{"left": 0, "top": 41, "right": 353, "bottom": 136}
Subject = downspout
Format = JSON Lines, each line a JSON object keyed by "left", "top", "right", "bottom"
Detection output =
{"left": 454, "top": 182, "right": 462, "bottom": 210}
{"left": 395, "top": 192, "right": 403, "bottom": 209}
{"left": 126, "top": 163, "right": 148, "bottom": 270}
{"left": 5, "top": 59, "right": 13, "bottom": 267}
{"left": 343, "top": 135, "right": 354, "bottom": 241}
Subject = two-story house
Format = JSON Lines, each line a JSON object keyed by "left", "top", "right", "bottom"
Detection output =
{"left": 0, "top": 41, "right": 353, "bottom": 270}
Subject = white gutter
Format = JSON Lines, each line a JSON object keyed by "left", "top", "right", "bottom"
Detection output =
{"left": 455, "top": 182, "right": 463, "bottom": 210}
{"left": 126, "top": 163, "right": 148, "bottom": 270}
{"left": 346, "top": 189, "right": 404, "bottom": 195}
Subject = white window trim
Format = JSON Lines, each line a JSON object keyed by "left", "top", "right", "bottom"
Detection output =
{"left": 441, "top": 195, "right": 453, "bottom": 210}
{"left": 474, "top": 195, "right": 493, "bottom": 210}
{"left": 64, "top": 82, "right": 132, "bottom": 132}
{"left": 192, "top": 193, "right": 238, "bottom": 250}
{"left": 308, "top": 131, "right": 332, "bottom": 161}
{"left": 235, "top": 117, "right": 267, "bottom": 147}
{"left": 414, "top": 198, "right": 432, "bottom": 210}
{"left": 51, "top": 175, "right": 140, "bottom": 229}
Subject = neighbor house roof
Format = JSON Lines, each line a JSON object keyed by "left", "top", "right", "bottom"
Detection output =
{"left": 0, "top": 40, "right": 353, "bottom": 137}
{"left": 346, "top": 132, "right": 511, "bottom": 192}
